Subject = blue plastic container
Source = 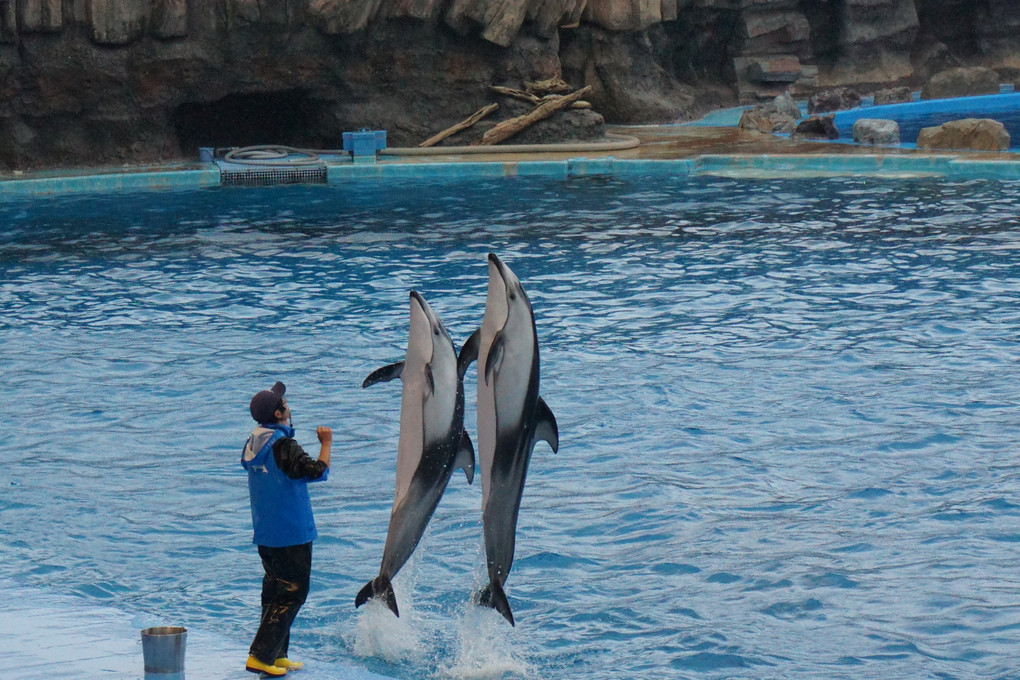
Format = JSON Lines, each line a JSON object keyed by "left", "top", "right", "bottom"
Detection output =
{"left": 342, "top": 129, "right": 387, "bottom": 158}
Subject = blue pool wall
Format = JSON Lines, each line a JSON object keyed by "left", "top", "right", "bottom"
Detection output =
{"left": 2, "top": 153, "right": 1020, "bottom": 199}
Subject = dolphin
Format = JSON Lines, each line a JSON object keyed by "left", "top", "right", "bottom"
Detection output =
{"left": 355, "top": 290, "right": 475, "bottom": 617}
{"left": 459, "top": 253, "right": 558, "bottom": 626}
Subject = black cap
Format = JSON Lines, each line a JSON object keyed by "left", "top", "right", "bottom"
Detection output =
{"left": 250, "top": 381, "right": 286, "bottom": 423}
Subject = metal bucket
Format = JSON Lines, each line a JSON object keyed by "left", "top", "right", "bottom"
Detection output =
{"left": 141, "top": 626, "right": 187, "bottom": 679}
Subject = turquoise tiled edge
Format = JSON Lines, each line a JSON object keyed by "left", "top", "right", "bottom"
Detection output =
{"left": 946, "top": 159, "right": 1020, "bottom": 179}
{"left": 695, "top": 154, "right": 960, "bottom": 175}
{"left": 0, "top": 168, "right": 220, "bottom": 197}
{"left": 2, "top": 154, "right": 1020, "bottom": 198}
{"left": 327, "top": 157, "right": 699, "bottom": 182}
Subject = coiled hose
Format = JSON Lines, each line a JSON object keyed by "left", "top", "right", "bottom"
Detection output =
{"left": 221, "top": 145, "right": 332, "bottom": 166}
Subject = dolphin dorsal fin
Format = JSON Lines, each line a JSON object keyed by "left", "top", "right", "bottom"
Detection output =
{"left": 533, "top": 396, "right": 559, "bottom": 454}
{"left": 363, "top": 361, "right": 404, "bottom": 388}
{"left": 458, "top": 329, "right": 480, "bottom": 378}
{"left": 455, "top": 430, "right": 475, "bottom": 484}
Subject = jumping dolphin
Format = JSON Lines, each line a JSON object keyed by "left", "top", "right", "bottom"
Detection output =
{"left": 355, "top": 290, "right": 475, "bottom": 617}
{"left": 460, "top": 253, "right": 558, "bottom": 626}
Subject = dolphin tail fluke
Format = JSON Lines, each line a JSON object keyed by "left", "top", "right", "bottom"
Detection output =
{"left": 355, "top": 575, "right": 400, "bottom": 617}
{"left": 477, "top": 580, "right": 515, "bottom": 626}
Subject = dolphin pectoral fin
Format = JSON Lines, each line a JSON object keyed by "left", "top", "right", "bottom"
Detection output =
{"left": 425, "top": 362, "right": 435, "bottom": 396}
{"left": 477, "top": 581, "right": 515, "bottom": 626}
{"left": 483, "top": 331, "right": 506, "bottom": 385}
{"left": 534, "top": 396, "right": 559, "bottom": 453}
{"left": 458, "top": 329, "right": 480, "bottom": 378}
{"left": 455, "top": 430, "right": 475, "bottom": 484}
{"left": 363, "top": 362, "right": 405, "bottom": 388}
{"left": 355, "top": 575, "right": 400, "bottom": 617}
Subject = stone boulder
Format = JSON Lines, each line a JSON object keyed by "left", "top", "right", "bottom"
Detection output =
{"left": 916, "top": 118, "right": 1010, "bottom": 151}
{"left": 853, "top": 119, "right": 900, "bottom": 145}
{"left": 873, "top": 86, "right": 913, "bottom": 106}
{"left": 737, "top": 91, "right": 801, "bottom": 134}
{"left": 921, "top": 67, "right": 1001, "bottom": 100}
{"left": 792, "top": 115, "right": 839, "bottom": 140}
{"left": 772, "top": 91, "right": 802, "bottom": 120}
{"left": 738, "top": 106, "right": 794, "bottom": 134}
{"left": 808, "top": 87, "right": 862, "bottom": 114}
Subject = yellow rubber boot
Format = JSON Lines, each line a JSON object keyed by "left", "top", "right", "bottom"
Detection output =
{"left": 245, "top": 655, "right": 287, "bottom": 676}
{"left": 275, "top": 658, "right": 304, "bottom": 671}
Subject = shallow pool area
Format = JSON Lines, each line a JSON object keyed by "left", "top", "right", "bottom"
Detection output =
{"left": 2, "top": 175, "right": 1019, "bottom": 680}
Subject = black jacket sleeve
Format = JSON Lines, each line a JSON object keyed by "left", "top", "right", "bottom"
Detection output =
{"left": 272, "top": 437, "right": 328, "bottom": 481}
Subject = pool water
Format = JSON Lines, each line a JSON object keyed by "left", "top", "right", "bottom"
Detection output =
{"left": 1, "top": 176, "right": 1019, "bottom": 680}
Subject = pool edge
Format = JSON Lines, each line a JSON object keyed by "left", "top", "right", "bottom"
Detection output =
{"left": 2, "top": 153, "right": 1020, "bottom": 198}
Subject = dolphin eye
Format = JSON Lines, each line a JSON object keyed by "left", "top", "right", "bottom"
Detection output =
{"left": 509, "top": 292, "right": 517, "bottom": 301}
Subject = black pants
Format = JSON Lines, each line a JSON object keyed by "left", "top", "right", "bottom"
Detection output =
{"left": 249, "top": 542, "right": 312, "bottom": 664}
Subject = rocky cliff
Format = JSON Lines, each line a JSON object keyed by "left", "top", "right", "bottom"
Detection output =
{"left": 1, "top": 0, "right": 1018, "bottom": 170}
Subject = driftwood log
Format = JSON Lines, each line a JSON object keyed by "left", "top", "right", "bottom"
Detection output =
{"left": 474, "top": 85, "right": 593, "bottom": 146}
{"left": 489, "top": 85, "right": 542, "bottom": 105}
{"left": 524, "top": 77, "right": 571, "bottom": 95}
{"left": 419, "top": 103, "right": 499, "bottom": 147}
{"left": 489, "top": 85, "right": 592, "bottom": 109}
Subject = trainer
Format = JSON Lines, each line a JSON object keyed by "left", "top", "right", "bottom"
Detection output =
{"left": 241, "top": 381, "right": 331, "bottom": 677}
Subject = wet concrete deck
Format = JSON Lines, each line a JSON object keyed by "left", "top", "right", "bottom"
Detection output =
{"left": 0, "top": 579, "right": 387, "bottom": 680}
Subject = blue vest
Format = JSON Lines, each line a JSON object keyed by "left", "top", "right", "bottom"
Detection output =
{"left": 241, "top": 424, "right": 326, "bottom": 547}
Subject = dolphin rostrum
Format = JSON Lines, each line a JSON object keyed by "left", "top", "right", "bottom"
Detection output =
{"left": 460, "top": 253, "right": 559, "bottom": 626}
{"left": 355, "top": 290, "right": 475, "bottom": 617}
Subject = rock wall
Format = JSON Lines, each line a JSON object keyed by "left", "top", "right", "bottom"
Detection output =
{"left": 0, "top": 0, "right": 1018, "bottom": 170}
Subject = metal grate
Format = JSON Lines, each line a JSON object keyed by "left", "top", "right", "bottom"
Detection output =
{"left": 220, "top": 165, "right": 327, "bottom": 187}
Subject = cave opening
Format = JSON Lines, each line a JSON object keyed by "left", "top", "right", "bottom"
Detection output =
{"left": 172, "top": 90, "right": 340, "bottom": 153}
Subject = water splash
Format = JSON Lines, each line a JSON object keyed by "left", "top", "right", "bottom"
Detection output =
{"left": 437, "top": 604, "right": 536, "bottom": 680}
{"left": 352, "top": 597, "right": 425, "bottom": 663}
{"left": 351, "top": 551, "right": 427, "bottom": 664}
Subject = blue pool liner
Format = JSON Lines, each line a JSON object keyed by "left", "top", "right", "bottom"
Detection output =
{"left": 831, "top": 92, "right": 1020, "bottom": 147}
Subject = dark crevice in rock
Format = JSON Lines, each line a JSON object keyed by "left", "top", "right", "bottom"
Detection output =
{"left": 172, "top": 90, "right": 339, "bottom": 151}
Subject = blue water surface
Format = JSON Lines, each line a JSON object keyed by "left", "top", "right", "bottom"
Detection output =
{"left": 1, "top": 176, "right": 1019, "bottom": 680}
